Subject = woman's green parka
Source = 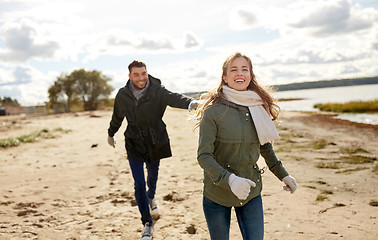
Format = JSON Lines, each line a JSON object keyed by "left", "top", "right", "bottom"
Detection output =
{"left": 197, "top": 99, "right": 289, "bottom": 207}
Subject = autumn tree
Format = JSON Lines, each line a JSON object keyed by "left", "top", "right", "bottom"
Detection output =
{"left": 0, "top": 97, "right": 20, "bottom": 106}
{"left": 48, "top": 69, "right": 114, "bottom": 112}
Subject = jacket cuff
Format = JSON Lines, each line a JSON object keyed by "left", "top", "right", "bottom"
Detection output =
{"left": 108, "top": 130, "right": 115, "bottom": 137}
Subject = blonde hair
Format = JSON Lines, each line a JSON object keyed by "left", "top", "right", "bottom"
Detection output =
{"left": 192, "top": 52, "right": 280, "bottom": 131}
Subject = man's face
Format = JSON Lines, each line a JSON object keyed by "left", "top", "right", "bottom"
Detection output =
{"left": 129, "top": 67, "right": 148, "bottom": 90}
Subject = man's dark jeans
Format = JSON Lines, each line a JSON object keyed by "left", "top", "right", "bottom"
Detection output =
{"left": 128, "top": 158, "right": 160, "bottom": 225}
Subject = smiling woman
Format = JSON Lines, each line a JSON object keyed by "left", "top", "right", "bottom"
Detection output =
{"left": 193, "top": 52, "right": 296, "bottom": 240}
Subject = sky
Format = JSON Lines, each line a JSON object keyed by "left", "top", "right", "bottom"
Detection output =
{"left": 0, "top": 0, "right": 377, "bottom": 105}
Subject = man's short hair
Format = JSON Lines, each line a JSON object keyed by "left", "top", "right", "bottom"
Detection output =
{"left": 128, "top": 60, "right": 147, "bottom": 73}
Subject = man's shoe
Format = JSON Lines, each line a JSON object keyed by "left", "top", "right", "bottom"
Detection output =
{"left": 149, "top": 198, "right": 159, "bottom": 219}
{"left": 141, "top": 222, "right": 153, "bottom": 240}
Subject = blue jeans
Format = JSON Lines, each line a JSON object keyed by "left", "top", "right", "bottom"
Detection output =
{"left": 128, "top": 159, "right": 160, "bottom": 225}
{"left": 203, "top": 195, "right": 264, "bottom": 240}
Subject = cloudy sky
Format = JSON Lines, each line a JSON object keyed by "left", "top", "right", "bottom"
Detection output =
{"left": 0, "top": 0, "right": 377, "bottom": 105}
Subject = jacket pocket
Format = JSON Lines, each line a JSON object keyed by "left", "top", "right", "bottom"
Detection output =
{"left": 152, "top": 121, "right": 169, "bottom": 146}
{"left": 125, "top": 127, "right": 147, "bottom": 154}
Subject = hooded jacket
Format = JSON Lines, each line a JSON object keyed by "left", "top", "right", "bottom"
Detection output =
{"left": 108, "top": 75, "right": 192, "bottom": 162}
{"left": 197, "top": 99, "right": 288, "bottom": 207}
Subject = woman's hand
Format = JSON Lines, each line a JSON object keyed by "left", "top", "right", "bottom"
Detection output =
{"left": 228, "top": 174, "right": 256, "bottom": 200}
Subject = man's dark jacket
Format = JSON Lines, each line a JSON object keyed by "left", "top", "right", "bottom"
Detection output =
{"left": 108, "top": 75, "right": 192, "bottom": 162}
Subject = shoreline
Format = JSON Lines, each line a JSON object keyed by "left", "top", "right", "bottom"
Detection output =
{"left": 288, "top": 111, "right": 378, "bottom": 130}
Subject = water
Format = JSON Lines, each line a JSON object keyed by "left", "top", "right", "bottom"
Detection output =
{"left": 273, "top": 84, "right": 378, "bottom": 125}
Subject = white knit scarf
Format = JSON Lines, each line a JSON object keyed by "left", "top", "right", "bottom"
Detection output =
{"left": 222, "top": 85, "right": 279, "bottom": 145}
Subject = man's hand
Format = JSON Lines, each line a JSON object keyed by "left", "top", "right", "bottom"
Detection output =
{"left": 107, "top": 136, "right": 116, "bottom": 148}
{"left": 228, "top": 174, "right": 256, "bottom": 200}
{"left": 282, "top": 175, "right": 297, "bottom": 194}
{"left": 188, "top": 100, "right": 200, "bottom": 112}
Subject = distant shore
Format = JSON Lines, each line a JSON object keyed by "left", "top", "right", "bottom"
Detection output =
{"left": 273, "top": 76, "right": 378, "bottom": 91}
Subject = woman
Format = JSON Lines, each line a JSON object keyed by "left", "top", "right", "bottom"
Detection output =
{"left": 194, "top": 52, "right": 297, "bottom": 240}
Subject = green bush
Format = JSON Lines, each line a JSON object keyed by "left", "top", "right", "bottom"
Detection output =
{"left": 314, "top": 100, "right": 378, "bottom": 113}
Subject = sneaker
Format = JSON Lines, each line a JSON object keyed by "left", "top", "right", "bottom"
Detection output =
{"left": 141, "top": 222, "right": 153, "bottom": 240}
{"left": 149, "top": 198, "right": 159, "bottom": 218}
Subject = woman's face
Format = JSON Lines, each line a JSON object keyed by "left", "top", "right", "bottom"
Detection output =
{"left": 222, "top": 57, "right": 252, "bottom": 91}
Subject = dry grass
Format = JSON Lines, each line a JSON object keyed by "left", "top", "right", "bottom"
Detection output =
{"left": 0, "top": 128, "right": 70, "bottom": 148}
{"left": 316, "top": 194, "right": 328, "bottom": 201}
{"left": 343, "top": 155, "right": 376, "bottom": 164}
{"left": 316, "top": 162, "right": 340, "bottom": 169}
{"left": 369, "top": 200, "right": 378, "bottom": 207}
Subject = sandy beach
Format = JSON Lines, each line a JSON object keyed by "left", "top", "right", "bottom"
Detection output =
{"left": 0, "top": 108, "right": 377, "bottom": 240}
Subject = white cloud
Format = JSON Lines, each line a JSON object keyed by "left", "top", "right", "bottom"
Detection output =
{"left": 0, "top": 65, "right": 58, "bottom": 104}
{"left": 286, "top": 0, "right": 377, "bottom": 37}
{"left": 223, "top": 0, "right": 378, "bottom": 85}
{"left": 0, "top": 20, "right": 59, "bottom": 63}
{"left": 229, "top": 6, "right": 259, "bottom": 31}
{"left": 0, "top": 68, "right": 16, "bottom": 85}
{"left": 341, "top": 65, "right": 361, "bottom": 74}
{"left": 229, "top": 0, "right": 378, "bottom": 38}
{"left": 183, "top": 32, "right": 201, "bottom": 49}
{"left": 84, "top": 30, "right": 203, "bottom": 63}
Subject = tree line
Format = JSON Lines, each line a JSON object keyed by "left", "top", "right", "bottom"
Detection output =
{"left": 273, "top": 76, "right": 378, "bottom": 91}
{"left": 0, "top": 97, "right": 20, "bottom": 106}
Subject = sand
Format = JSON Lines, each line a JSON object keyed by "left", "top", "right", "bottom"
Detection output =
{"left": 0, "top": 108, "right": 377, "bottom": 240}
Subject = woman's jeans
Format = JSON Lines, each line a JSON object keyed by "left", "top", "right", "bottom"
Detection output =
{"left": 128, "top": 158, "right": 160, "bottom": 225}
{"left": 203, "top": 195, "right": 264, "bottom": 240}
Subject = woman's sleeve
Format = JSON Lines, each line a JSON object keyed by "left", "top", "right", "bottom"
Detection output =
{"left": 197, "top": 110, "right": 231, "bottom": 189}
{"left": 260, "top": 142, "right": 288, "bottom": 180}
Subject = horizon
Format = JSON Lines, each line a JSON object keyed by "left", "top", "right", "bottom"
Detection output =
{"left": 3, "top": 76, "right": 377, "bottom": 107}
{"left": 0, "top": 0, "right": 377, "bottom": 105}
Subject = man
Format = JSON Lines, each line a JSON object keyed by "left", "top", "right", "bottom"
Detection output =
{"left": 107, "top": 60, "right": 197, "bottom": 240}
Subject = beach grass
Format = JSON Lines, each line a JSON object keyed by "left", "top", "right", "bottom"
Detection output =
{"left": 339, "top": 147, "right": 369, "bottom": 154}
{"left": 336, "top": 167, "right": 369, "bottom": 174}
{"left": 303, "top": 185, "right": 317, "bottom": 189}
{"left": 314, "top": 100, "right": 378, "bottom": 113}
{"left": 373, "top": 164, "right": 378, "bottom": 173}
{"left": 316, "top": 194, "right": 328, "bottom": 201}
{"left": 310, "top": 139, "right": 335, "bottom": 149}
{"left": 315, "top": 162, "right": 340, "bottom": 169}
{"left": 321, "top": 190, "right": 333, "bottom": 195}
{"left": 1, "top": 201, "right": 14, "bottom": 206}
{"left": 0, "top": 128, "right": 70, "bottom": 148}
{"left": 369, "top": 200, "right": 378, "bottom": 207}
{"left": 343, "top": 155, "right": 376, "bottom": 164}
{"left": 316, "top": 180, "right": 328, "bottom": 185}
{"left": 319, "top": 203, "right": 346, "bottom": 213}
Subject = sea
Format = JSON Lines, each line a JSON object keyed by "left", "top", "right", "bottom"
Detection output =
{"left": 273, "top": 84, "right": 378, "bottom": 125}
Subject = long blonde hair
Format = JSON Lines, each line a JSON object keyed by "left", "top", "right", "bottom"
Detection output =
{"left": 193, "top": 52, "right": 280, "bottom": 130}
